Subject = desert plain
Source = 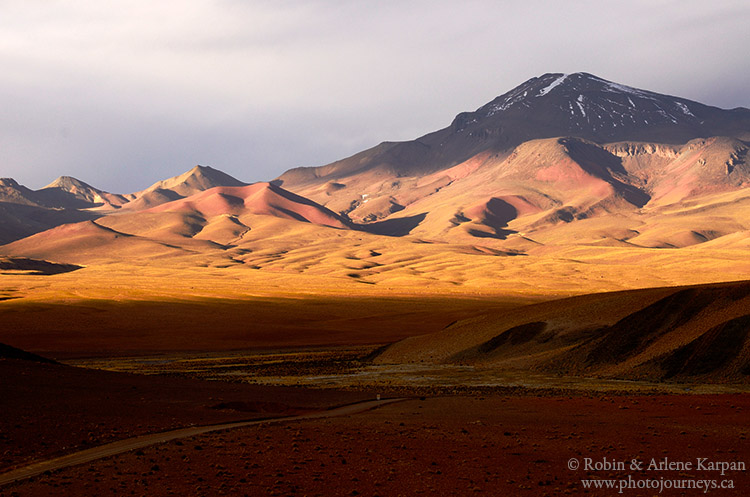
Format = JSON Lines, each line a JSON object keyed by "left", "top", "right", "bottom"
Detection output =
{"left": 2, "top": 244, "right": 750, "bottom": 496}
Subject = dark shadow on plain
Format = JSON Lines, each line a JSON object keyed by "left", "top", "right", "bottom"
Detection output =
{"left": 357, "top": 213, "right": 427, "bottom": 237}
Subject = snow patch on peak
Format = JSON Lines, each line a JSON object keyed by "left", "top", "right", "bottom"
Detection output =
{"left": 537, "top": 74, "right": 569, "bottom": 97}
{"left": 575, "top": 95, "right": 587, "bottom": 118}
{"left": 606, "top": 81, "right": 646, "bottom": 96}
{"left": 675, "top": 101, "right": 695, "bottom": 117}
{"left": 580, "top": 73, "right": 652, "bottom": 99}
{"left": 486, "top": 84, "right": 532, "bottom": 115}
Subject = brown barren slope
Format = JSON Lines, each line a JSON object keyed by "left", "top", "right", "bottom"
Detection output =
{"left": 377, "top": 280, "right": 750, "bottom": 383}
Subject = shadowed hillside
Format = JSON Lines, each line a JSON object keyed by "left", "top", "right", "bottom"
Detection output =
{"left": 376, "top": 281, "right": 750, "bottom": 384}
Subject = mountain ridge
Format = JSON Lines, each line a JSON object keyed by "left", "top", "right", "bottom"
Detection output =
{"left": 276, "top": 72, "right": 750, "bottom": 190}
{"left": 269, "top": 73, "right": 749, "bottom": 245}
{"left": 0, "top": 166, "right": 252, "bottom": 243}
{"left": 1, "top": 72, "right": 749, "bottom": 262}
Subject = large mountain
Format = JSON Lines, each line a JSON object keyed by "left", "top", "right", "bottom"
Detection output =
{"left": 273, "top": 72, "right": 750, "bottom": 247}
{"left": 277, "top": 72, "right": 750, "bottom": 186}
{"left": 1, "top": 72, "right": 749, "bottom": 280}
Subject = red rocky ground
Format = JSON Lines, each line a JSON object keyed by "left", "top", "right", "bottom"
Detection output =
{"left": 3, "top": 391, "right": 749, "bottom": 496}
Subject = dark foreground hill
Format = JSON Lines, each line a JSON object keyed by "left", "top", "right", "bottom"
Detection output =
{"left": 376, "top": 280, "right": 750, "bottom": 384}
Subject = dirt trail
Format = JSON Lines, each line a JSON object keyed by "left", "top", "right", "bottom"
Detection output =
{"left": 0, "top": 397, "right": 405, "bottom": 487}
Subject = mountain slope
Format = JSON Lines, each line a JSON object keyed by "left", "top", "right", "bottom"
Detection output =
{"left": 274, "top": 72, "right": 750, "bottom": 246}
{"left": 276, "top": 72, "right": 750, "bottom": 190}
{"left": 146, "top": 182, "right": 351, "bottom": 228}
{"left": 456, "top": 72, "right": 750, "bottom": 145}
{"left": 95, "top": 182, "right": 352, "bottom": 246}
{"left": 0, "top": 178, "right": 42, "bottom": 207}
{"left": 37, "top": 176, "right": 129, "bottom": 210}
{"left": 1, "top": 176, "right": 127, "bottom": 210}
{"left": 123, "top": 165, "right": 248, "bottom": 210}
{"left": 0, "top": 177, "right": 108, "bottom": 244}
{"left": 0, "top": 220, "right": 197, "bottom": 264}
{"left": 0, "top": 166, "right": 250, "bottom": 243}
{"left": 375, "top": 280, "right": 750, "bottom": 383}
{"left": 2, "top": 180, "right": 355, "bottom": 264}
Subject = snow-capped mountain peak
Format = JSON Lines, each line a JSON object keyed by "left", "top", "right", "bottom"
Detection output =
{"left": 447, "top": 72, "right": 750, "bottom": 145}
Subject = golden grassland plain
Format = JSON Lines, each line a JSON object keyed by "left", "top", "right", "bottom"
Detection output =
{"left": 0, "top": 263, "right": 529, "bottom": 359}
{"left": 2, "top": 228, "right": 749, "bottom": 362}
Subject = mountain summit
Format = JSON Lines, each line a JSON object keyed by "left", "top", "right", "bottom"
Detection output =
{"left": 453, "top": 72, "right": 750, "bottom": 145}
{"left": 278, "top": 72, "right": 750, "bottom": 187}
{"left": 274, "top": 73, "right": 750, "bottom": 244}
{"left": 40, "top": 176, "right": 129, "bottom": 209}
{"left": 141, "top": 165, "right": 246, "bottom": 196}
{"left": 122, "top": 165, "right": 248, "bottom": 210}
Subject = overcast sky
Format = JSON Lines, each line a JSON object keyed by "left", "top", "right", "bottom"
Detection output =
{"left": 2, "top": 0, "right": 749, "bottom": 192}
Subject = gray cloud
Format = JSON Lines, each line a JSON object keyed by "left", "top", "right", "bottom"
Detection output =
{"left": 1, "top": 0, "right": 748, "bottom": 192}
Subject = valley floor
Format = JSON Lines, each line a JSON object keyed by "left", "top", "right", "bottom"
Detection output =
{"left": 2, "top": 263, "right": 750, "bottom": 495}
{"left": 2, "top": 370, "right": 748, "bottom": 497}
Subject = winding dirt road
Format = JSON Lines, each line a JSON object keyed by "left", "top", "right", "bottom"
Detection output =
{"left": 0, "top": 397, "right": 405, "bottom": 487}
